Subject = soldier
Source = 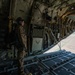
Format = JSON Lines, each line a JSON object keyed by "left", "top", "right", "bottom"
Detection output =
{"left": 15, "top": 17, "right": 27, "bottom": 75}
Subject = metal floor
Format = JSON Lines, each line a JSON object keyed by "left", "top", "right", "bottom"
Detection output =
{"left": 44, "top": 32, "right": 75, "bottom": 54}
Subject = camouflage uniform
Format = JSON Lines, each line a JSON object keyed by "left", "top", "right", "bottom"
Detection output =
{"left": 16, "top": 25, "right": 27, "bottom": 75}
{"left": 19, "top": 25, "right": 27, "bottom": 49}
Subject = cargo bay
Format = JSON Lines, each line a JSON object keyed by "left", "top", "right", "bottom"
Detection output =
{"left": 0, "top": 0, "right": 75, "bottom": 75}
